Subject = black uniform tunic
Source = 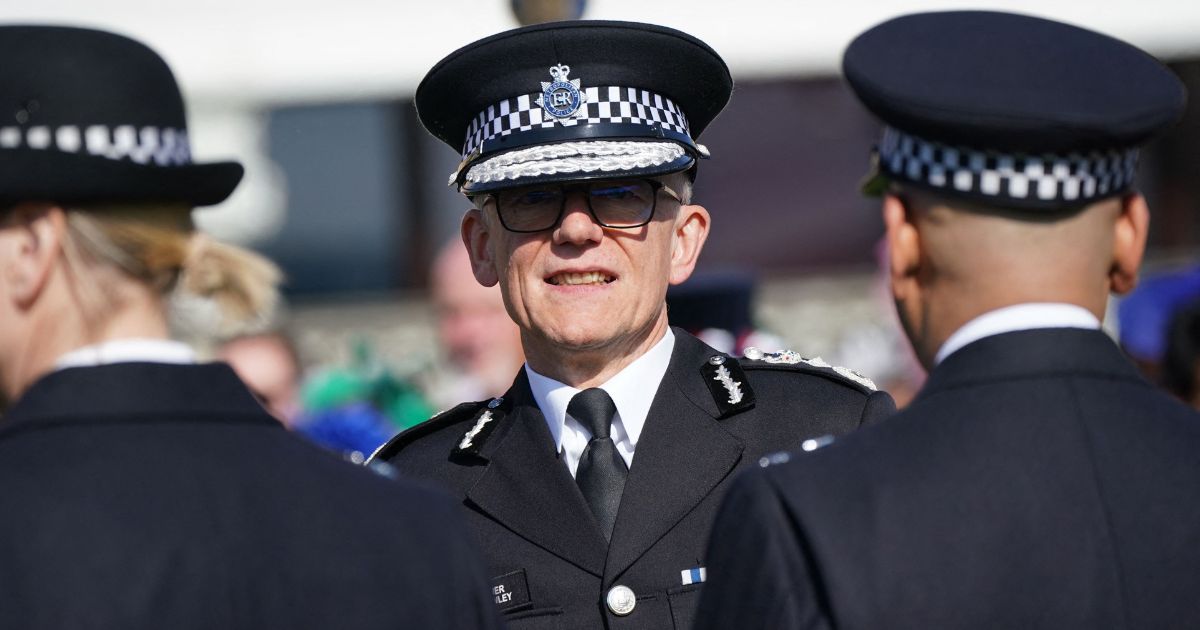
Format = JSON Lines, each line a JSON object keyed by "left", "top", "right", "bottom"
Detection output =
{"left": 0, "top": 362, "right": 502, "bottom": 630}
{"left": 375, "top": 328, "right": 895, "bottom": 629}
{"left": 697, "top": 328, "right": 1200, "bottom": 629}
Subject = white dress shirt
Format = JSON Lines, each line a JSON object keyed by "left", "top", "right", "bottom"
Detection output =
{"left": 935, "top": 303, "right": 1101, "bottom": 365}
{"left": 526, "top": 328, "right": 675, "bottom": 477}
{"left": 54, "top": 338, "right": 197, "bottom": 370}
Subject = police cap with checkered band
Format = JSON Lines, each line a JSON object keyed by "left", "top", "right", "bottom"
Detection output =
{"left": 0, "top": 25, "right": 243, "bottom": 207}
{"left": 844, "top": 11, "right": 1186, "bottom": 210}
{"left": 416, "top": 20, "right": 733, "bottom": 194}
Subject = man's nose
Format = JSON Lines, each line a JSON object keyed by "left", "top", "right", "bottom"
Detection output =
{"left": 553, "top": 191, "right": 603, "bottom": 245}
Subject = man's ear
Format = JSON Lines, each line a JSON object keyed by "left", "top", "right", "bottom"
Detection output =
{"left": 1109, "top": 193, "right": 1150, "bottom": 296}
{"left": 668, "top": 203, "right": 710, "bottom": 286}
{"left": 2, "top": 202, "right": 66, "bottom": 310}
{"left": 461, "top": 207, "right": 499, "bottom": 287}
{"left": 882, "top": 193, "right": 921, "bottom": 300}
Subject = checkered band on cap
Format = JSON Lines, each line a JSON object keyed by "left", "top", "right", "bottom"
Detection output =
{"left": 461, "top": 86, "right": 691, "bottom": 159}
{"left": 0, "top": 124, "right": 192, "bottom": 166}
{"left": 877, "top": 126, "right": 1139, "bottom": 206}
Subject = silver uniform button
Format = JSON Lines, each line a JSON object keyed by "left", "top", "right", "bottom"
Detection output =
{"left": 606, "top": 585, "right": 636, "bottom": 616}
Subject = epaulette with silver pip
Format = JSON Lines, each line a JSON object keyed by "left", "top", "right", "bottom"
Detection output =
{"left": 740, "top": 346, "right": 879, "bottom": 395}
{"left": 700, "top": 354, "right": 757, "bottom": 418}
{"left": 450, "top": 397, "right": 507, "bottom": 459}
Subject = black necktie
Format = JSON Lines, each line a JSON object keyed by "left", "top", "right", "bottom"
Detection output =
{"left": 569, "top": 388, "right": 628, "bottom": 542}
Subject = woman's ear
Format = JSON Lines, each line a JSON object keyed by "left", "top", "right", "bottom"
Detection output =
{"left": 1, "top": 202, "right": 66, "bottom": 309}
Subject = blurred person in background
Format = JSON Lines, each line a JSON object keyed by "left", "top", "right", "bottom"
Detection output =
{"left": 373, "top": 20, "right": 894, "bottom": 629}
{"left": 299, "top": 339, "right": 433, "bottom": 460}
{"left": 0, "top": 25, "right": 500, "bottom": 629}
{"left": 424, "top": 236, "right": 525, "bottom": 409}
{"left": 219, "top": 329, "right": 420, "bottom": 460}
{"left": 1116, "top": 264, "right": 1200, "bottom": 381}
{"left": 1164, "top": 300, "right": 1200, "bottom": 409}
{"left": 217, "top": 330, "right": 304, "bottom": 425}
{"left": 698, "top": 11, "right": 1200, "bottom": 629}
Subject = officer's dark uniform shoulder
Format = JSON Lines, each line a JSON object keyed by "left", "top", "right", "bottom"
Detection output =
{"left": 370, "top": 399, "right": 497, "bottom": 464}
{"left": 738, "top": 346, "right": 880, "bottom": 396}
{"left": 695, "top": 344, "right": 895, "bottom": 427}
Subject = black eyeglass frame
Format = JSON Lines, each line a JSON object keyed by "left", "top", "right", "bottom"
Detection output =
{"left": 473, "top": 178, "right": 684, "bottom": 234}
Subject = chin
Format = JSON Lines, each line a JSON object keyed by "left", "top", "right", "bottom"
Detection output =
{"left": 540, "top": 320, "right": 621, "bottom": 352}
{"left": 549, "top": 330, "right": 610, "bottom": 351}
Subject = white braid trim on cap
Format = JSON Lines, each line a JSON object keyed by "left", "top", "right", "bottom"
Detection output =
{"left": 463, "top": 141, "right": 685, "bottom": 186}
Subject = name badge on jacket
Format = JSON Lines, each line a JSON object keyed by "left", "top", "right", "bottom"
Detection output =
{"left": 491, "top": 569, "right": 532, "bottom": 612}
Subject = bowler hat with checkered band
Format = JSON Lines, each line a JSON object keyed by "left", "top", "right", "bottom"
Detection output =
{"left": 844, "top": 11, "right": 1186, "bottom": 210}
{"left": 0, "top": 25, "right": 243, "bottom": 207}
{"left": 416, "top": 20, "right": 733, "bottom": 194}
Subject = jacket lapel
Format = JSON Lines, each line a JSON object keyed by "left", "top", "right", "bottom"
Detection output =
{"left": 604, "top": 331, "right": 745, "bottom": 579}
{"left": 465, "top": 372, "right": 608, "bottom": 577}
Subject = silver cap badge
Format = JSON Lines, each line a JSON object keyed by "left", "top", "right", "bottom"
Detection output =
{"left": 536, "top": 64, "right": 587, "bottom": 122}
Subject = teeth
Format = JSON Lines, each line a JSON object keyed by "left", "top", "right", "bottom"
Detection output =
{"left": 550, "top": 271, "right": 612, "bottom": 286}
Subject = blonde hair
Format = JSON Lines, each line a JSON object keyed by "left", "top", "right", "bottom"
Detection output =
{"left": 60, "top": 203, "right": 281, "bottom": 338}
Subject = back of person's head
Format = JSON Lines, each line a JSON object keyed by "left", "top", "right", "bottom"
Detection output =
{"left": 0, "top": 25, "right": 278, "bottom": 398}
{"left": 887, "top": 185, "right": 1137, "bottom": 305}
{"left": 60, "top": 202, "right": 280, "bottom": 334}
{"left": 842, "top": 11, "right": 1186, "bottom": 366}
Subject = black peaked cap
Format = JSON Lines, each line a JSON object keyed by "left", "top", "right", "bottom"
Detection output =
{"left": 844, "top": 11, "right": 1186, "bottom": 154}
{"left": 416, "top": 20, "right": 732, "bottom": 193}
{"left": 0, "top": 25, "right": 242, "bottom": 207}
{"left": 419, "top": 20, "right": 731, "bottom": 149}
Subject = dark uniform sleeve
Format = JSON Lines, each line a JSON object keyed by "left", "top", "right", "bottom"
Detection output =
{"left": 694, "top": 467, "right": 834, "bottom": 630}
{"left": 859, "top": 389, "right": 897, "bottom": 427}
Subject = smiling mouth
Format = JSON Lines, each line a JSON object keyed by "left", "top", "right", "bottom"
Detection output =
{"left": 546, "top": 271, "right": 615, "bottom": 286}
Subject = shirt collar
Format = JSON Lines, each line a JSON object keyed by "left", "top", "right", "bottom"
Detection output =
{"left": 935, "top": 303, "right": 1101, "bottom": 365}
{"left": 54, "top": 338, "right": 197, "bottom": 370}
{"left": 526, "top": 328, "right": 676, "bottom": 451}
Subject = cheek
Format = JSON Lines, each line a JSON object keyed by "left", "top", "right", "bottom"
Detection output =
{"left": 495, "top": 241, "right": 540, "bottom": 319}
{"left": 495, "top": 235, "right": 538, "bottom": 278}
{"left": 639, "top": 222, "right": 675, "bottom": 263}
{"left": 626, "top": 233, "right": 675, "bottom": 310}
{"left": 893, "top": 296, "right": 920, "bottom": 342}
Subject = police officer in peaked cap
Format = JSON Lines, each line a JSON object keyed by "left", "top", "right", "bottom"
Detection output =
{"left": 697, "top": 11, "right": 1200, "bottom": 629}
{"left": 0, "top": 25, "right": 502, "bottom": 629}
{"left": 372, "top": 20, "right": 896, "bottom": 629}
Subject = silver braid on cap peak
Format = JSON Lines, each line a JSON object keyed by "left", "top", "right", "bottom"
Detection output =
{"left": 877, "top": 126, "right": 1139, "bottom": 206}
{"left": 462, "top": 141, "right": 685, "bottom": 186}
